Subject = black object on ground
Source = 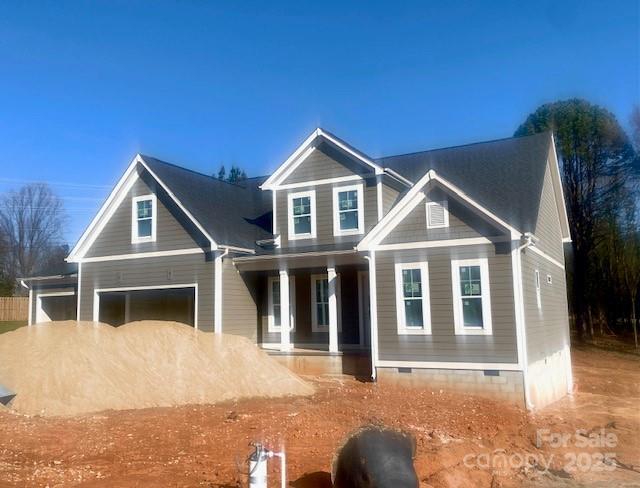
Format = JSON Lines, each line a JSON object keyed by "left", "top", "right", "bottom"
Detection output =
{"left": 0, "top": 383, "right": 15, "bottom": 406}
{"left": 332, "top": 425, "right": 418, "bottom": 488}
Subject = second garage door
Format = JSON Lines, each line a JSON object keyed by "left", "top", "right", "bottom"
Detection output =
{"left": 97, "top": 287, "right": 196, "bottom": 327}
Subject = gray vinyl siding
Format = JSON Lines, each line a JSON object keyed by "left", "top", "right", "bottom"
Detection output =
{"left": 521, "top": 250, "right": 570, "bottom": 364}
{"left": 381, "top": 184, "right": 400, "bottom": 215}
{"left": 276, "top": 181, "right": 378, "bottom": 248}
{"left": 532, "top": 162, "right": 565, "bottom": 263}
{"left": 85, "top": 170, "right": 206, "bottom": 258}
{"left": 375, "top": 244, "right": 518, "bottom": 363}
{"left": 282, "top": 149, "right": 356, "bottom": 184}
{"left": 79, "top": 253, "right": 215, "bottom": 331}
{"left": 380, "top": 187, "right": 505, "bottom": 245}
{"left": 221, "top": 258, "right": 258, "bottom": 340}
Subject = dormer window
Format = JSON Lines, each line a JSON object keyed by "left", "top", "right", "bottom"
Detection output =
{"left": 131, "top": 194, "right": 157, "bottom": 243}
{"left": 333, "top": 183, "right": 364, "bottom": 236}
{"left": 426, "top": 200, "right": 449, "bottom": 229}
{"left": 288, "top": 190, "right": 316, "bottom": 240}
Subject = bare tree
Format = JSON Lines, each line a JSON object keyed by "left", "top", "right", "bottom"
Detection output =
{"left": 0, "top": 184, "right": 67, "bottom": 283}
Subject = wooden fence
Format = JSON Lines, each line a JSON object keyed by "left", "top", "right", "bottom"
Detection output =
{"left": 0, "top": 297, "right": 29, "bottom": 321}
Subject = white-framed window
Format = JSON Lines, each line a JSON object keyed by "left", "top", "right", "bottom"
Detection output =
{"left": 535, "top": 269, "right": 542, "bottom": 310}
{"left": 332, "top": 183, "right": 364, "bottom": 236}
{"left": 131, "top": 194, "right": 157, "bottom": 243}
{"left": 451, "top": 258, "right": 493, "bottom": 335}
{"left": 394, "top": 262, "right": 431, "bottom": 334}
{"left": 311, "top": 273, "right": 341, "bottom": 332}
{"left": 426, "top": 200, "right": 449, "bottom": 229}
{"left": 288, "top": 190, "right": 316, "bottom": 240}
{"left": 267, "top": 275, "right": 296, "bottom": 333}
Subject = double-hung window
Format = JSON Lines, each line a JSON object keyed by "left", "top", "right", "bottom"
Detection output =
{"left": 333, "top": 184, "right": 364, "bottom": 236}
{"left": 288, "top": 190, "right": 316, "bottom": 240}
{"left": 131, "top": 194, "right": 157, "bottom": 243}
{"left": 394, "top": 262, "right": 431, "bottom": 334}
{"left": 311, "top": 274, "right": 341, "bottom": 332}
{"left": 451, "top": 258, "right": 492, "bottom": 335}
{"left": 267, "top": 276, "right": 296, "bottom": 333}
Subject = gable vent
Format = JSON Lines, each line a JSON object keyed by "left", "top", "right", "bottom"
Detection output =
{"left": 426, "top": 200, "right": 449, "bottom": 229}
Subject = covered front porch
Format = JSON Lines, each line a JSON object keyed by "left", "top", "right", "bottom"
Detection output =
{"left": 234, "top": 249, "right": 372, "bottom": 373}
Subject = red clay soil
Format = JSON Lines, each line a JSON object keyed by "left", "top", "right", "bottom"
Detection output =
{"left": 0, "top": 347, "right": 638, "bottom": 487}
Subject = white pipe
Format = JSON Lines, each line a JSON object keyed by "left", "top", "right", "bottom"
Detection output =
{"left": 515, "top": 236, "right": 535, "bottom": 410}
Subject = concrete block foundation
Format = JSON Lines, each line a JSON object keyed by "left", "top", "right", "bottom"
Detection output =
{"left": 376, "top": 367, "right": 525, "bottom": 407}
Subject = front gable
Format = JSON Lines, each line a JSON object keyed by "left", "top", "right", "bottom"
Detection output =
{"left": 379, "top": 186, "right": 507, "bottom": 247}
{"left": 282, "top": 145, "right": 370, "bottom": 186}
{"left": 358, "top": 170, "right": 521, "bottom": 251}
{"left": 84, "top": 169, "right": 209, "bottom": 258}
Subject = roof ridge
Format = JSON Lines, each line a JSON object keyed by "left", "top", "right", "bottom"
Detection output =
{"left": 140, "top": 154, "right": 255, "bottom": 190}
{"left": 376, "top": 130, "right": 552, "bottom": 161}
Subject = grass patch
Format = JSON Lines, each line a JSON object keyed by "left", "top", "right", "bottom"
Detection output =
{"left": 0, "top": 321, "right": 27, "bottom": 334}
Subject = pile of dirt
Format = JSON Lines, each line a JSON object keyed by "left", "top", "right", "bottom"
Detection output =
{"left": 0, "top": 321, "right": 313, "bottom": 416}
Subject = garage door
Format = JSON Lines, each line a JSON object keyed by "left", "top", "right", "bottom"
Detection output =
{"left": 36, "top": 293, "right": 77, "bottom": 323}
{"left": 97, "top": 287, "right": 195, "bottom": 327}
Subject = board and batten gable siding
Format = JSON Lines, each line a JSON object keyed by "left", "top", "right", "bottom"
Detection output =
{"left": 221, "top": 258, "right": 258, "bottom": 340}
{"left": 532, "top": 160, "right": 565, "bottom": 263}
{"left": 84, "top": 169, "right": 207, "bottom": 258}
{"left": 521, "top": 250, "right": 570, "bottom": 364}
{"left": 79, "top": 253, "right": 215, "bottom": 331}
{"left": 380, "top": 187, "right": 506, "bottom": 246}
{"left": 375, "top": 244, "right": 518, "bottom": 363}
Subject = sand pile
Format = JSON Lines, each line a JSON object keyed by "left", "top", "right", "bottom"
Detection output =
{"left": 0, "top": 321, "right": 313, "bottom": 417}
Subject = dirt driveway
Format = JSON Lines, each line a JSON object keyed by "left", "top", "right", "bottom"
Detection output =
{"left": 0, "top": 346, "right": 638, "bottom": 487}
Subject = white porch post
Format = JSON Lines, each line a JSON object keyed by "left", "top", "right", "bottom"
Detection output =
{"left": 279, "top": 268, "right": 291, "bottom": 351}
{"left": 327, "top": 263, "right": 339, "bottom": 353}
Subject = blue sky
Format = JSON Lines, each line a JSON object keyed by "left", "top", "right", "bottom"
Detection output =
{"left": 0, "top": 1, "right": 638, "bottom": 244}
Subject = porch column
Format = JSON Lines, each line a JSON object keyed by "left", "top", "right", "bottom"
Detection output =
{"left": 327, "top": 263, "right": 339, "bottom": 353}
{"left": 279, "top": 268, "right": 292, "bottom": 351}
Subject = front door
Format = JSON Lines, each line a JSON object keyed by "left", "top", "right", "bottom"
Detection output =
{"left": 358, "top": 271, "right": 371, "bottom": 347}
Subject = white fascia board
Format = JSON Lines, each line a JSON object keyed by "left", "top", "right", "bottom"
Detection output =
{"left": 261, "top": 129, "right": 321, "bottom": 190}
{"left": 78, "top": 248, "right": 204, "bottom": 263}
{"left": 261, "top": 127, "right": 385, "bottom": 190}
{"left": 549, "top": 133, "right": 572, "bottom": 242}
{"left": 67, "top": 154, "right": 143, "bottom": 261}
{"left": 358, "top": 169, "right": 522, "bottom": 251}
{"left": 138, "top": 158, "right": 217, "bottom": 249}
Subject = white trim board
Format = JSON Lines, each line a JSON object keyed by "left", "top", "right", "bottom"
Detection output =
{"left": 78, "top": 248, "right": 204, "bottom": 263}
{"left": 273, "top": 174, "right": 364, "bottom": 191}
{"left": 376, "top": 360, "right": 522, "bottom": 371}
{"left": 527, "top": 245, "right": 565, "bottom": 270}
{"left": 357, "top": 170, "right": 521, "bottom": 251}
{"left": 261, "top": 128, "right": 385, "bottom": 190}
{"left": 92, "top": 283, "right": 199, "bottom": 329}
{"left": 374, "top": 236, "right": 510, "bottom": 252}
{"left": 451, "top": 258, "right": 493, "bottom": 336}
{"left": 332, "top": 183, "right": 365, "bottom": 237}
{"left": 394, "top": 261, "right": 432, "bottom": 335}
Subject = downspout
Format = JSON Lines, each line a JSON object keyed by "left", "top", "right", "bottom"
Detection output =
{"left": 364, "top": 253, "right": 379, "bottom": 381}
{"left": 214, "top": 248, "right": 230, "bottom": 333}
{"left": 514, "top": 234, "right": 535, "bottom": 410}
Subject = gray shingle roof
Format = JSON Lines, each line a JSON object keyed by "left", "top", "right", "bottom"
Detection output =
{"left": 377, "top": 131, "right": 553, "bottom": 234}
{"left": 140, "top": 156, "right": 272, "bottom": 250}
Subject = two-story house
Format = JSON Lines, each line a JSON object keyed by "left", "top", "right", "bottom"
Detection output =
{"left": 22, "top": 128, "right": 573, "bottom": 409}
